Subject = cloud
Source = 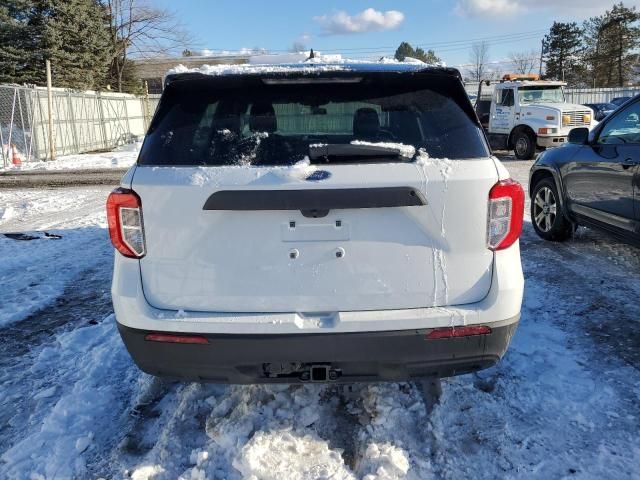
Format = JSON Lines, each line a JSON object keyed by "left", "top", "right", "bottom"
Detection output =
{"left": 454, "top": 0, "right": 522, "bottom": 17}
{"left": 455, "top": 0, "right": 640, "bottom": 18}
{"left": 199, "top": 48, "right": 267, "bottom": 57}
{"left": 314, "top": 8, "right": 405, "bottom": 35}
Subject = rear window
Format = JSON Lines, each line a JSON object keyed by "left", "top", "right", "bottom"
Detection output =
{"left": 139, "top": 73, "right": 489, "bottom": 166}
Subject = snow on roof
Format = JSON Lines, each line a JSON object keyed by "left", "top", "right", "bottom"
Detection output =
{"left": 167, "top": 62, "right": 352, "bottom": 77}
{"left": 166, "top": 52, "right": 447, "bottom": 78}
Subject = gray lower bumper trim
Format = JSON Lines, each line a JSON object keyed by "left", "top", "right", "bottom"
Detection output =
{"left": 117, "top": 317, "right": 519, "bottom": 384}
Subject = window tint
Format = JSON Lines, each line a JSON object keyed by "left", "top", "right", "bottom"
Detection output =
{"left": 139, "top": 75, "right": 489, "bottom": 166}
{"left": 599, "top": 100, "right": 640, "bottom": 144}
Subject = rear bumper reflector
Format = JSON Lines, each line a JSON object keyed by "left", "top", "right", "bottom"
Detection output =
{"left": 145, "top": 333, "right": 209, "bottom": 344}
{"left": 426, "top": 325, "right": 492, "bottom": 339}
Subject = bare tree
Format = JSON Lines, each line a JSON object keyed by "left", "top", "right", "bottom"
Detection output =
{"left": 467, "top": 42, "right": 490, "bottom": 82}
{"left": 106, "top": 0, "right": 196, "bottom": 92}
{"left": 508, "top": 50, "right": 539, "bottom": 75}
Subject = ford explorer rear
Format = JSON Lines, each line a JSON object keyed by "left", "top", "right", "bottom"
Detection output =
{"left": 109, "top": 63, "right": 524, "bottom": 383}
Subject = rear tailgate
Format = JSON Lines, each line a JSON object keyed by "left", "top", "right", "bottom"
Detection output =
{"left": 132, "top": 67, "right": 498, "bottom": 314}
{"left": 134, "top": 159, "right": 497, "bottom": 313}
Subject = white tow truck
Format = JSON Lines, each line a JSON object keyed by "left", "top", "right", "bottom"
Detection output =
{"left": 476, "top": 74, "right": 598, "bottom": 159}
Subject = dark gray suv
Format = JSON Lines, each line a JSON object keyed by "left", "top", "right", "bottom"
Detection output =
{"left": 529, "top": 94, "right": 640, "bottom": 245}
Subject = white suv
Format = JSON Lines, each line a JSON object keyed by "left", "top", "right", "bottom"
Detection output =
{"left": 108, "top": 63, "right": 524, "bottom": 383}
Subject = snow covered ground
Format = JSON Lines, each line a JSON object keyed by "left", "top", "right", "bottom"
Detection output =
{"left": 0, "top": 153, "right": 639, "bottom": 479}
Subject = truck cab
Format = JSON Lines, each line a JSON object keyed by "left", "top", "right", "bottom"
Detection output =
{"left": 481, "top": 74, "right": 597, "bottom": 159}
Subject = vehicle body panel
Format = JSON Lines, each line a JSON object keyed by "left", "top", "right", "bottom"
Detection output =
{"left": 563, "top": 144, "right": 637, "bottom": 224}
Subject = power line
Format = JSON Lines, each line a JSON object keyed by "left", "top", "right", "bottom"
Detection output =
{"left": 339, "top": 34, "right": 544, "bottom": 61}
{"left": 319, "top": 29, "right": 548, "bottom": 53}
{"left": 200, "top": 28, "right": 548, "bottom": 56}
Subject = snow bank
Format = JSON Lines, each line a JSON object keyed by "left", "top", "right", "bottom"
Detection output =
{"left": 233, "top": 430, "right": 354, "bottom": 480}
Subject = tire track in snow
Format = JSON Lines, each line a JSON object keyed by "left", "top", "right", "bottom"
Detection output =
{"left": 0, "top": 256, "right": 114, "bottom": 454}
{"left": 0, "top": 316, "right": 141, "bottom": 480}
{"left": 520, "top": 226, "right": 640, "bottom": 370}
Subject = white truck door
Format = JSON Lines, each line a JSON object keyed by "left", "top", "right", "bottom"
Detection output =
{"left": 490, "top": 88, "right": 516, "bottom": 135}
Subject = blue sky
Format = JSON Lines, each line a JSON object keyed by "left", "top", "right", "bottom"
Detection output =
{"left": 153, "top": 0, "right": 639, "bottom": 70}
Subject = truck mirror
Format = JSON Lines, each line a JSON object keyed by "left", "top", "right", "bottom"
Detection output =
{"left": 568, "top": 127, "right": 589, "bottom": 145}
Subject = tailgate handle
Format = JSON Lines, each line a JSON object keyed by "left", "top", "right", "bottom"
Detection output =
{"left": 203, "top": 187, "right": 426, "bottom": 217}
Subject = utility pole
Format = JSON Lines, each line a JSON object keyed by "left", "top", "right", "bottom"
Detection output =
{"left": 46, "top": 59, "right": 55, "bottom": 161}
{"left": 538, "top": 39, "right": 545, "bottom": 77}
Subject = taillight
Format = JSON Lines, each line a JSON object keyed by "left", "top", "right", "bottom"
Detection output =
{"left": 106, "top": 188, "right": 146, "bottom": 258}
{"left": 487, "top": 179, "right": 524, "bottom": 251}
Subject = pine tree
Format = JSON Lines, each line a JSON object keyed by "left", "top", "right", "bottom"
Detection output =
{"left": 0, "top": 0, "right": 37, "bottom": 84}
{"left": 394, "top": 42, "right": 441, "bottom": 64}
{"left": 44, "top": 0, "right": 112, "bottom": 90}
{"left": 0, "top": 0, "right": 112, "bottom": 89}
{"left": 584, "top": 2, "right": 640, "bottom": 87}
{"left": 543, "top": 22, "right": 584, "bottom": 85}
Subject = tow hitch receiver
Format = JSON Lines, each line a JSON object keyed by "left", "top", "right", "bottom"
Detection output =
{"left": 304, "top": 365, "right": 340, "bottom": 382}
{"left": 263, "top": 363, "right": 340, "bottom": 382}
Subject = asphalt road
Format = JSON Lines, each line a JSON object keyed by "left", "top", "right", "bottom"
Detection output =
{"left": 0, "top": 168, "right": 128, "bottom": 189}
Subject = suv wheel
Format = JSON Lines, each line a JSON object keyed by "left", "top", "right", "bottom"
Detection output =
{"left": 513, "top": 130, "right": 536, "bottom": 160}
{"left": 531, "top": 178, "right": 573, "bottom": 241}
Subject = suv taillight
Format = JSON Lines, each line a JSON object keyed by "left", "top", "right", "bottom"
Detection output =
{"left": 487, "top": 179, "right": 524, "bottom": 251}
{"left": 107, "top": 188, "right": 146, "bottom": 258}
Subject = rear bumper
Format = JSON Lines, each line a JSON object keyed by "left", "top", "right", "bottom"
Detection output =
{"left": 112, "top": 243, "right": 524, "bottom": 335}
{"left": 117, "top": 316, "right": 519, "bottom": 383}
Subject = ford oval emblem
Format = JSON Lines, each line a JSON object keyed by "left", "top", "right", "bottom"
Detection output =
{"left": 306, "top": 170, "right": 331, "bottom": 181}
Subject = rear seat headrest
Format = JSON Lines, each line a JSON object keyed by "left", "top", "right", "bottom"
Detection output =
{"left": 249, "top": 103, "right": 277, "bottom": 133}
{"left": 353, "top": 107, "right": 380, "bottom": 138}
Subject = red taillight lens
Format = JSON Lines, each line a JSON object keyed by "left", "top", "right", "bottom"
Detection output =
{"left": 145, "top": 333, "right": 209, "bottom": 344}
{"left": 106, "top": 188, "right": 146, "bottom": 258}
{"left": 426, "top": 325, "right": 492, "bottom": 339}
{"left": 487, "top": 179, "right": 524, "bottom": 251}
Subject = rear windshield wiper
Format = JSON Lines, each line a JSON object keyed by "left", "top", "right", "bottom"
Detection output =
{"left": 309, "top": 143, "right": 411, "bottom": 162}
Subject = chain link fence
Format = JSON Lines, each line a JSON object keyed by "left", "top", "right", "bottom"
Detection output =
{"left": 0, "top": 84, "right": 160, "bottom": 167}
{"left": 563, "top": 87, "right": 640, "bottom": 104}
